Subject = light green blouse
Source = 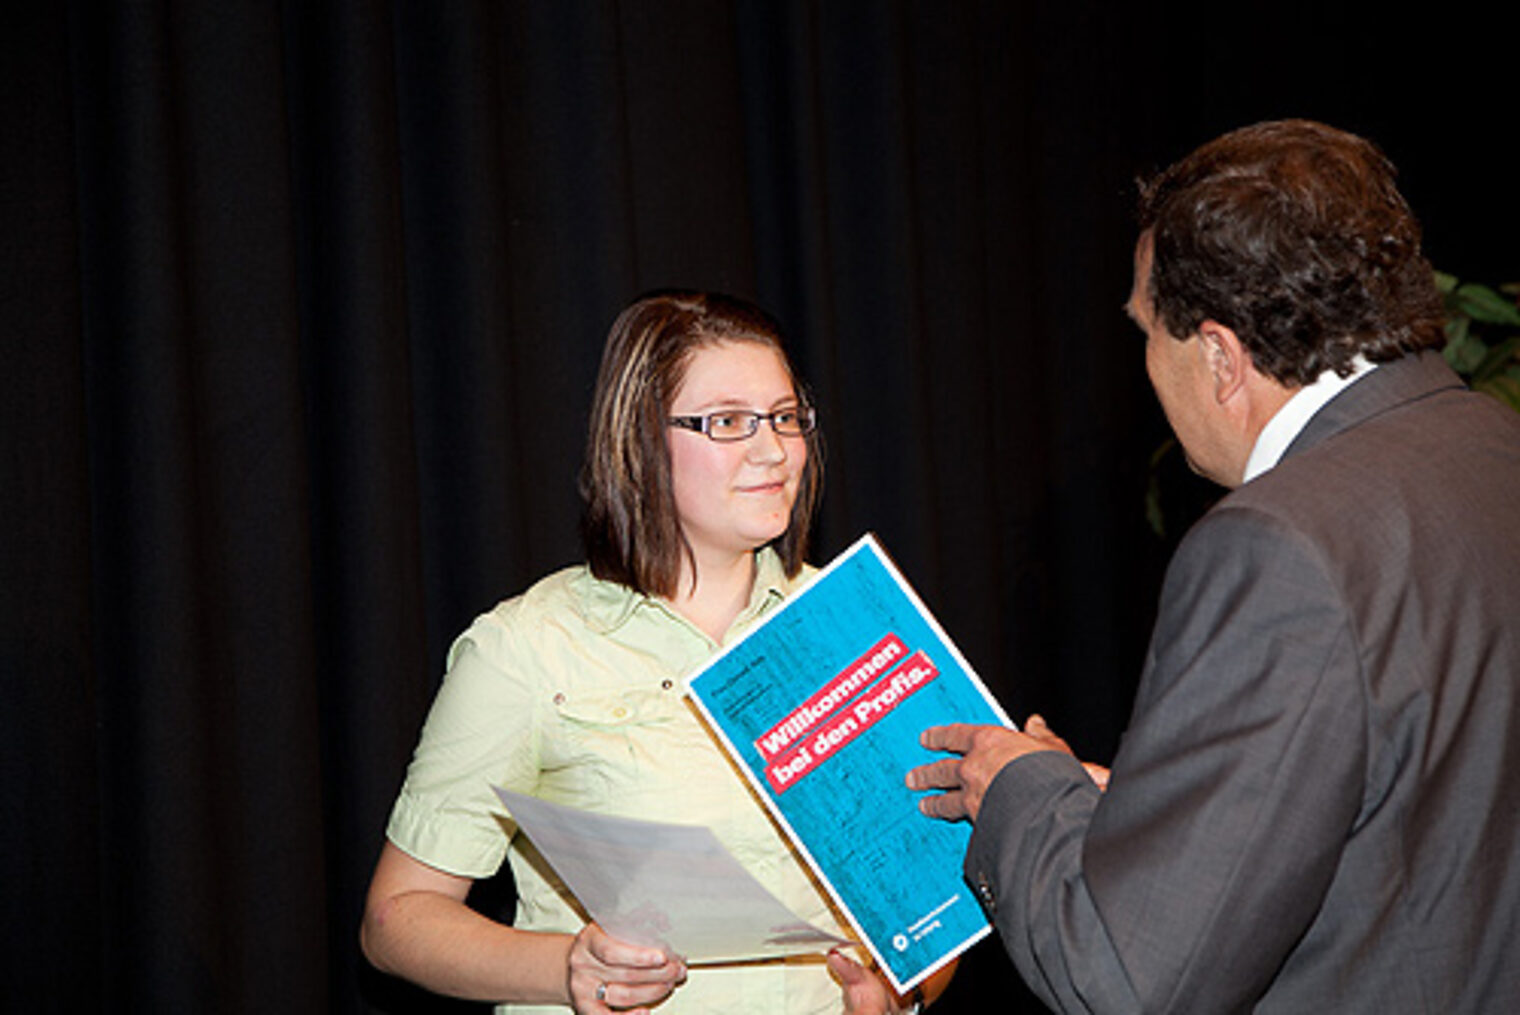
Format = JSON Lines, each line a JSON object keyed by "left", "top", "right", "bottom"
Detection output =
{"left": 386, "top": 549, "right": 847, "bottom": 1014}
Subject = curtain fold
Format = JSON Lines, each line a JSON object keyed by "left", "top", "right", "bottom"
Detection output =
{"left": 0, "top": 3, "right": 1155, "bottom": 1010}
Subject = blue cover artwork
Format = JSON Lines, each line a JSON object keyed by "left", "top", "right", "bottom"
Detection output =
{"left": 686, "top": 533, "right": 1011, "bottom": 992}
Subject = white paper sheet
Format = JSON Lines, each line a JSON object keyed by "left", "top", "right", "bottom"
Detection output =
{"left": 492, "top": 787, "right": 850, "bottom": 963}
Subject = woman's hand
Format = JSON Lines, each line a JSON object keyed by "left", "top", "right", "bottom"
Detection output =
{"left": 827, "top": 948, "right": 957, "bottom": 1013}
{"left": 567, "top": 923, "right": 687, "bottom": 1013}
{"left": 826, "top": 949, "right": 910, "bottom": 1014}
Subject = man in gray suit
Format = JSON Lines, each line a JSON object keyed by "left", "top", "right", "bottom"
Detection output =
{"left": 908, "top": 120, "right": 1520, "bottom": 1012}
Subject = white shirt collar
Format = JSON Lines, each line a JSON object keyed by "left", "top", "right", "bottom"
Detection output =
{"left": 1242, "top": 355, "right": 1377, "bottom": 484}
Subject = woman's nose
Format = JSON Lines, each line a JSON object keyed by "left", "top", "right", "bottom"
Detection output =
{"left": 745, "top": 421, "right": 788, "bottom": 462}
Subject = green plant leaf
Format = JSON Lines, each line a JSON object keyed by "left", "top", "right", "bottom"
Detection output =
{"left": 1434, "top": 270, "right": 1459, "bottom": 295}
{"left": 1472, "top": 335, "right": 1520, "bottom": 384}
{"left": 1475, "top": 372, "right": 1520, "bottom": 414}
{"left": 1443, "top": 314, "right": 1470, "bottom": 344}
{"left": 1145, "top": 474, "right": 1166, "bottom": 539}
{"left": 1453, "top": 283, "right": 1520, "bottom": 326}
{"left": 1149, "top": 436, "right": 1178, "bottom": 469}
{"left": 1443, "top": 328, "right": 1488, "bottom": 375}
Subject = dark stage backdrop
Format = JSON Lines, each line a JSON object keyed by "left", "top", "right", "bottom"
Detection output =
{"left": 4, "top": 2, "right": 1515, "bottom": 1012}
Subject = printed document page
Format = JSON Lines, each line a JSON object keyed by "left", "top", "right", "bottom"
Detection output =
{"left": 492, "top": 786, "right": 850, "bottom": 962}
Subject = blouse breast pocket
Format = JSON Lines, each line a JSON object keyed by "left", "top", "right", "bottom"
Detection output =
{"left": 541, "top": 684, "right": 782, "bottom": 858}
{"left": 541, "top": 685, "right": 701, "bottom": 805}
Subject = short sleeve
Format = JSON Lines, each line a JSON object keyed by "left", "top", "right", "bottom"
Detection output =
{"left": 385, "top": 606, "right": 544, "bottom": 878}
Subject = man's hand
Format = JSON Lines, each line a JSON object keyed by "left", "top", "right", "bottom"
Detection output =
{"left": 907, "top": 715, "right": 1107, "bottom": 822}
{"left": 1026, "top": 714, "right": 1111, "bottom": 791}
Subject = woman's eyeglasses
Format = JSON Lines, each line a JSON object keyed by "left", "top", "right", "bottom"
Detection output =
{"left": 667, "top": 405, "right": 817, "bottom": 442}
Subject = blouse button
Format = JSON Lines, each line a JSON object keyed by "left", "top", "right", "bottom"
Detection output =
{"left": 661, "top": 679, "right": 674, "bottom": 691}
{"left": 552, "top": 692, "right": 566, "bottom": 705}
{"left": 613, "top": 706, "right": 628, "bottom": 718}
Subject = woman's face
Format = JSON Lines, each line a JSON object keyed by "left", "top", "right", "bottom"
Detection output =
{"left": 666, "top": 340, "right": 808, "bottom": 570}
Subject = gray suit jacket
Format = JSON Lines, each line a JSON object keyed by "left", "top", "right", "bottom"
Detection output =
{"left": 966, "top": 352, "right": 1520, "bottom": 1013}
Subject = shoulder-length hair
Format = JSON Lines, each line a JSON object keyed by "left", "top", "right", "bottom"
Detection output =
{"left": 579, "top": 290, "right": 822, "bottom": 598}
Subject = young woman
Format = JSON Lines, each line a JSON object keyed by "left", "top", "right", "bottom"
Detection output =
{"left": 361, "top": 291, "right": 906, "bottom": 1014}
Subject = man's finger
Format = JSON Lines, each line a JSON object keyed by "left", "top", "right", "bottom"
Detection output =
{"left": 906, "top": 756, "right": 964, "bottom": 791}
{"left": 919, "top": 722, "right": 978, "bottom": 753}
{"left": 917, "top": 789, "right": 970, "bottom": 822}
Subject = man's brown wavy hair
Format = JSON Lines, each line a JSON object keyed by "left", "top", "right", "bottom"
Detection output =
{"left": 1138, "top": 119, "right": 1446, "bottom": 385}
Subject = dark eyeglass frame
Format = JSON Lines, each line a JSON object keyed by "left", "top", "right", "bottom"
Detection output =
{"left": 666, "top": 404, "right": 817, "bottom": 442}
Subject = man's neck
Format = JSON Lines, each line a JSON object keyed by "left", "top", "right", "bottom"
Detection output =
{"left": 1242, "top": 356, "right": 1378, "bottom": 484}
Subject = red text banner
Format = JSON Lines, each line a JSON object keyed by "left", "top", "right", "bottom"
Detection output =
{"left": 764, "top": 650, "right": 939, "bottom": 794}
{"left": 754, "top": 633, "right": 907, "bottom": 761}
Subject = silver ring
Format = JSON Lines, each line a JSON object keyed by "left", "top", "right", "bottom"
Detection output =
{"left": 595, "top": 981, "right": 608, "bottom": 1003}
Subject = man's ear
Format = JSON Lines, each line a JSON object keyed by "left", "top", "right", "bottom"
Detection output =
{"left": 1196, "top": 320, "right": 1248, "bottom": 404}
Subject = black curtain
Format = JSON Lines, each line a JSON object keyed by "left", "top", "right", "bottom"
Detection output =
{"left": 4, "top": 2, "right": 1515, "bottom": 1012}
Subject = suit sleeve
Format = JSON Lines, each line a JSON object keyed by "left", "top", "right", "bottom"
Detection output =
{"left": 966, "top": 505, "right": 1367, "bottom": 1013}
